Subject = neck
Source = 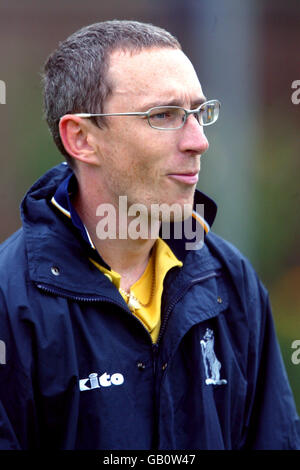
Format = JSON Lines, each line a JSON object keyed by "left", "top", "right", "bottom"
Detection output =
{"left": 95, "top": 237, "right": 156, "bottom": 292}
{"left": 72, "top": 184, "right": 160, "bottom": 291}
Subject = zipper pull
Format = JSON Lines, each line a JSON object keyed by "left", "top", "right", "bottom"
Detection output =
{"left": 152, "top": 343, "right": 159, "bottom": 374}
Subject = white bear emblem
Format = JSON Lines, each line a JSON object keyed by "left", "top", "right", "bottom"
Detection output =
{"left": 200, "top": 328, "right": 227, "bottom": 385}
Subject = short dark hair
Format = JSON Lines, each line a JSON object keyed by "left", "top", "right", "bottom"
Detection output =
{"left": 42, "top": 20, "right": 181, "bottom": 165}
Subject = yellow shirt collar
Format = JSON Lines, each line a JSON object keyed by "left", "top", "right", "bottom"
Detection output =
{"left": 90, "top": 238, "right": 182, "bottom": 343}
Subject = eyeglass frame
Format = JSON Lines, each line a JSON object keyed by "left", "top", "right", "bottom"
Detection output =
{"left": 69, "top": 99, "right": 221, "bottom": 130}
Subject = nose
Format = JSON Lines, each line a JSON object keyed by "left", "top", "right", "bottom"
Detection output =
{"left": 178, "top": 114, "right": 209, "bottom": 156}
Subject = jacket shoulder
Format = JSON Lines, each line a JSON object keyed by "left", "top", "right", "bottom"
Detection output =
{"left": 0, "top": 227, "right": 25, "bottom": 257}
{"left": 205, "top": 231, "right": 268, "bottom": 306}
{"left": 0, "top": 229, "right": 27, "bottom": 282}
{"left": 206, "top": 231, "right": 252, "bottom": 264}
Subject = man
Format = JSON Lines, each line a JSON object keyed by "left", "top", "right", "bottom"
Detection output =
{"left": 0, "top": 20, "right": 299, "bottom": 450}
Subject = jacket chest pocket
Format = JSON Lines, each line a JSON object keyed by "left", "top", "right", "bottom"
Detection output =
{"left": 158, "top": 319, "right": 248, "bottom": 449}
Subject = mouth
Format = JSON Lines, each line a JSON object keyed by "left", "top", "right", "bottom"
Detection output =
{"left": 167, "top": 171, "right": 199, "bottom": 185}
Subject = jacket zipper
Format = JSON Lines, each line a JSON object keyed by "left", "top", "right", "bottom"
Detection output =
{"left": 36, "top": 283, "right": 155, "bottom": 342}
{"left": 155, "top": 269, "right": 220, "bottom": 348}
{"left": 36, "top": 283, "right": 125, "bottom": 306}
{"left": 152, "top": 270, "right": 220, "bottom": 374}
{"left": 38, "top": 270, "right": 220, "bottom": 450}
{"left": 37, "top": 268, "right": 220, "bottom": 357}
{"left": 151, "top": 269, "right": 220, "bottom": 449}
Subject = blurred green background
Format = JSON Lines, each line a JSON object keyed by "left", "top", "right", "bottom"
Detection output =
{"left": 0, "top": 0, "right": 299, "bottom": 412}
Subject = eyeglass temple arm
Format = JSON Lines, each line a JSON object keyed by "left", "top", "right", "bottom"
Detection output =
{"left": 73, "top": 112, "right": 147, "bottom": 118}
{"left": 63, "top": 100, "right": 220, "bottom": 120}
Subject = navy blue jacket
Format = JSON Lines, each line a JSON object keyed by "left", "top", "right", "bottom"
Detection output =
{"left": 0, "top": 163, "right": 299, "bottom": 450}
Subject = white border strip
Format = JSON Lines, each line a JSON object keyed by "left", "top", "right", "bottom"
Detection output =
{"left": 84, "top": 225, "right": 96, "bottom": 250}
{"left": 51, "top": 196, "right": 71, "bottom": 219}
{"left": 192, "top": 210, "right": 210, "bottom": 234}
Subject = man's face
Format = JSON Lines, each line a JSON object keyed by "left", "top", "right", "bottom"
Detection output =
{"left": 90, "top": 47, "right": 209, "bottom": 216}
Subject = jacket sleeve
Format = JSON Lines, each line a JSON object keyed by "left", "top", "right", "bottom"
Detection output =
{"left": 242, "top": 287, "right": 300, "bottom": 449}
{"left": 0, "top": 305, "right": 21, "bottom": 449}
{"left": 0, "top": 400, "right": 21, "bottom": 449}
{"left": 0, "top": 290, "right": 36, "bottom": 450}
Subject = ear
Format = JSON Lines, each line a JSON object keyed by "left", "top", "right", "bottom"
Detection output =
{"left": 59, "top": 115, "right": 100, "bottom": 166}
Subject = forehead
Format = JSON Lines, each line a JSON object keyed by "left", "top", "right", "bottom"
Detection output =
{"left": 107, "top": 48, "right": 204, "bottom": 107}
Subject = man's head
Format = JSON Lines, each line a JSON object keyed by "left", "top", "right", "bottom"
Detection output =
{"left": 43, "top": 20, "right": 212, "bottom": 218}
{"left": 43, "top": 20, "right": 181, "bottom": 165}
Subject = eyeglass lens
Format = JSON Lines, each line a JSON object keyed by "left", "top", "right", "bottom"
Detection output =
{"left": 148, "top": 102, "right": 219, "bottom": 129}
{"left": 200, "top": 103, "right": 219, "bottom": 126}
{"left": 148, "top": 107, "right": 185, "bottom": 129}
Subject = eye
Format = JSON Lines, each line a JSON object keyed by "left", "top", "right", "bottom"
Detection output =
{"left": 193, "top": 111, "right": 200, "bottom": 122}
{"left": 148, "top": 107, "right": 185, "bottom": 129}
{"left": 152, "top": 111, "right": 172, "bottom": 120}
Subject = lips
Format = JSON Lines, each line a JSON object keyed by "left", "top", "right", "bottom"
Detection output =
{"left": 167, "top": 172, "right": 199, "bottom": 185}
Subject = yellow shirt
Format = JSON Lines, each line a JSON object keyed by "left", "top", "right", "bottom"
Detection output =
{"left": 90, "top": 238, "right": 182, "bottom": 343}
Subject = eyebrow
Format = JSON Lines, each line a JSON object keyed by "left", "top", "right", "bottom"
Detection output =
{"left": 138, "top": 96, "right": 207, "bottom": 111}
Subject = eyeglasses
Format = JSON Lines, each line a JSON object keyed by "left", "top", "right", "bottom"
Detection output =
{"left": 72, "top": 99, "right": 220, "bottom": 130}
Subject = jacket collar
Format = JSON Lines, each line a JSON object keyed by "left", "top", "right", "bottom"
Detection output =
{"left": 21, "top": 163, "right": 219, "bottom": 291}
{"left": 49, "top": 164, "right": 218, "bottom": 266}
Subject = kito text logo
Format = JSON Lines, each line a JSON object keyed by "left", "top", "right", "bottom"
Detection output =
{"left": 79, "top": 371, "right": 124, "bottom": 391}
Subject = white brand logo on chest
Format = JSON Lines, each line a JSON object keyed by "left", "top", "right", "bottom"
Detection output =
{"left": 200, "top": 328, "right": 227, "bottom": 386}
{"left": 79, "top": 371, "right": 124, "bottom": 391}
